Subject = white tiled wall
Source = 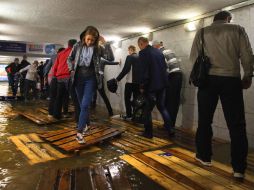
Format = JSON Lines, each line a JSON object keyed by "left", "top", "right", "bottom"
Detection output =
{"left": 99, "top": 5, "right": 254, "bottom": 147}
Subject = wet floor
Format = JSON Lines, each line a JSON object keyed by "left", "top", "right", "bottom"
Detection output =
{"left": 0, "top": 82, "right": 253, "bottom": 190}
{"left": 0, "top": 91, "right": 164, "bottom": 189}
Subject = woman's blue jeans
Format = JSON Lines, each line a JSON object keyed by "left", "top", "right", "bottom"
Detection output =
{"left": 75, "top": 77, "right": 96, "bottom": 132}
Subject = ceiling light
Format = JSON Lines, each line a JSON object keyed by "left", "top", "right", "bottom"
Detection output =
{"left": 129, "top": 27, "right": 151, "bottom": 34}
{"left": 185, "top": 21, "right": 197, "bottom": 32}
{"left": 104, "top": 35, "right": 121, "bottom": 42}
{"left": 0, "top": 35, "right": 13, "bottom": 41}
{"left": 176, "top": 11, "right": 201, "bottom": 20}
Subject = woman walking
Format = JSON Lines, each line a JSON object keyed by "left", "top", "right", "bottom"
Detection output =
{"left": 67, "top": 26, "right": 114, "bottom": 143}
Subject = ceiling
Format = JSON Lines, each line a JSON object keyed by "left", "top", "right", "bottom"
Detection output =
{"left": 0, "top": 0, "right": 248, "bottom": 45}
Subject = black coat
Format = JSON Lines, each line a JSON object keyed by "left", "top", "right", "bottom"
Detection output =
{"left": 138, "top": 45, "right": 168, "bottom": 92}
{"left": 5, "top": 62, "right": 19, "bottom": 75}
{"left": 116, "top": 53, "right": 140, "bottom": 83}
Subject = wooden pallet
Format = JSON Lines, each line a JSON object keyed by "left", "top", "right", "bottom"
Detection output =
{"left": 121, "top": 147, "right": 254, "bottom": 190}
{"left": 110, "top": 118, "right": 227, "bottom": 150}
{"left": 9, "top": 133, "right": 69, "bottom": 164}
{"left": 38, "top": 125, "right": 124, "bottom": 152}
{"left": 39, "top": 105, "right": 75, "bottom": 114}
{"left": 0, "top": 95, "right": 23, "bottom": 101}
{"left": 17, "top": 109, "right": 73, "bottom": 125}
{"left": 109, "top": 118, "right": 172, "bottom": 153}
{"left": 247, "top": 152, "right": 254, "bottom": 173}
{"left": 9, "top": 133, "right": 100, "bottom": 164}
{"left": 37, "top": 164, "right": 131, "bottom": 190}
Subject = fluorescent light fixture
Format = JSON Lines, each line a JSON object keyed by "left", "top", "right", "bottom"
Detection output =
{"left": 104, "top": 35, "right": 121, "bottom": 42}
{"left": 185, "top": 21, "right": 197, "bottom": 32}
{"left": 0, "top": 35, "right": 13, "bottom": 41}
{"left": 129, "top": 26, "right": 151, "bottom": 34}
{"left": 176, "top": 12, "right": 201, "bottom": 20}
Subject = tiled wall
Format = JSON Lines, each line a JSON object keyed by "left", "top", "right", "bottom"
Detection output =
{"left": 99, "top": 5, "right": 254, "bottom": 147}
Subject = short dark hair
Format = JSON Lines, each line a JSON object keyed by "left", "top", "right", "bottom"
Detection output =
{"left": 68, "top": 39, "right": 77, "bottom": 47}
{"left": 213, "top": 11, "right": 232, "bottom": 22}
{"left": 138, "top": 37, "right": 149, "bottom": 43}
{"left": 57, "top": 47, "right": 65, "bottom": 53}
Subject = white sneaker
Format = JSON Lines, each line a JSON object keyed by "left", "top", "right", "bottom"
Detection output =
{"left": 195, "top": 156, "right": 212, "bottom": 166}
{"left": 233, "top": 172, "right": 244, "bottom": 179}
{"left": 82, "top": 125, "right": 91, "bottom": 136}
{"left": 76, "top": 133, "right": 85, "bottom": 144}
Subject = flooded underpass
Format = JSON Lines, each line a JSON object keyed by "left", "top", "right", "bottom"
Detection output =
{"left": 0, "top": 83, "right": 254, "bottom": 190}
{"left": 0, "top": 100, "right": 164, "bottom": 190}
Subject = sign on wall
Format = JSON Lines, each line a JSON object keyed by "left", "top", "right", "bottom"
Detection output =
{"left": 0, "top": 41, "right": 26, "bottom": 53}
{"left": 45, "top": 44, "right": 56, "bottom": 54}
{"left": 27, "top": 43, "right": 44, "bottom": 53}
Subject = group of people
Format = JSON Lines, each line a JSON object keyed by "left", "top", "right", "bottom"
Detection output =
{"left": 59, "top": 26, "right": 183, "bottom": 144}
{"left": 5, "top": 55, "right": 45, "bottom": 101}
{"left": 4, "top": 10, "right": 253, "bottom": 179}
{"left": 68, "top": 10, "right": 253, "bottom": 179}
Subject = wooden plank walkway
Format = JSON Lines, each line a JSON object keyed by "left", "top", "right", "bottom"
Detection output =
{"left": 17, "top": 108, "right": 74, "bottom": 125}
{"left": 0, "top": 95, "right": 23, "bottom": 101}
{"left": 37, "top": 164, "right": 131, "bottom": 190}
{"left": 9, "top": 133, "right": 69, "bottom": 165}
{"left": 108, "top": 119, "right": 172, "bottom": 153}
{"left": 110, "top": 118, "right": 227, "bottom": 150}
{"left": 121, "top": 147, "right": 254, "bottom": 190}
{"left": 247, "top": 152, "right": 254, "bottom": 172}
{"left": 9, "top": 133, "right": 100, "bottom": 164}
{"left": 38, "top": 124, "right": 124, "bottom": 152}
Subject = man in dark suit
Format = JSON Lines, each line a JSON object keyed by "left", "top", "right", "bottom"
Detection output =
{"left": 116, "top": 45, "right": 140, "bottom": 119}
{"left": 137, "top": 37, "right": 174, "bottom": 138}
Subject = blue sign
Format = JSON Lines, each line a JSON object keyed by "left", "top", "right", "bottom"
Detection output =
{"left": 45, "top": 44, "right": 56, "bottom": 54}
{"left": 0, "top": 65, "right": 8, "bottom": 81}
{"left": 0, "top": 41, "right": 26, "bottom": 53}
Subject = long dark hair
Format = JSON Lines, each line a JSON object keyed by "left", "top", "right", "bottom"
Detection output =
{"left": 80, "top": 26, "right": 100, "bottom": 48}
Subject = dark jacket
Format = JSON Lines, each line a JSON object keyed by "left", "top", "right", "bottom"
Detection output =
{"left": 100, "top": 58, "right": 119, "bottom": 73}
{"left": 139, "top": 45, "right": 168, "bottom": 92}
{"left": 5, "top": 62, "right": 19, "bottom": 75}
{"left": 116, "top": 53, "right": 140, "bottom": 83}
{"left": 18, "top": 59, "right": 31, "bottom": 77}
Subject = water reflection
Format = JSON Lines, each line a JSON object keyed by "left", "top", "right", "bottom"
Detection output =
{"left": 0, "top": 100, "right": 163, "bottom": 190}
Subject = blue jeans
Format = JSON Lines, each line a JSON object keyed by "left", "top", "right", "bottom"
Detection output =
{"left": 143, "top": 89, "right": 173, "bottom": 135}
{"left": 75, "top": 77, "right": 96, "bottom": 132}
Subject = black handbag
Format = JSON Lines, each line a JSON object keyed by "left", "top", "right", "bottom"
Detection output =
{"left": 107, "top": 78, "right": 118, "bottom": 93}
{"left": 189, "top": 28, "right": 211, "bottom": 87}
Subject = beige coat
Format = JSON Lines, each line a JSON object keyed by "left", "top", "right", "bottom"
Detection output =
{"left": 190, "top": 20, "right": 254, "bottom": 79}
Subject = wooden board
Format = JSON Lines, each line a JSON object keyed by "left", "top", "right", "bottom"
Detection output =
{"left": 38, "top": 125, "right": 124, "bottom": 152}
{"left": 0, "top": 96, "right": 23, "bottom": 101}
{"left": 9, "top": 133, "right": 100, "bottom": 164}
{"left": 247, "top": 152, "right": 254, "bottom": 173}
{"left": 165, "top": 147, "right": 254, "bottom": 183}
{"left": 110, "top": 131, "right": 172, "bottom": 153}
{"left": 37, "top": 164, "right": 131, "bottom": 190}
{"left": 17, "top": 109, "right": 73, "bottom": 125}
{"left": 9, "top": 133, "right": 69, "bottom": 164}
{"left": 110, "top": 118, "right": 227, "bottom": 151}
{"left": 120, "top": 148, "right": 254, "bottom": 190}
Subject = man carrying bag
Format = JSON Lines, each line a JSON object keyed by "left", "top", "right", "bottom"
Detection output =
{"left": 190, "top": 10, "right": 253, "bottom": 179}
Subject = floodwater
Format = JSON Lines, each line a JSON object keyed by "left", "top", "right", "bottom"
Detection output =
{"left": 0, "top": 85, "right": 164, "bottom": 190}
